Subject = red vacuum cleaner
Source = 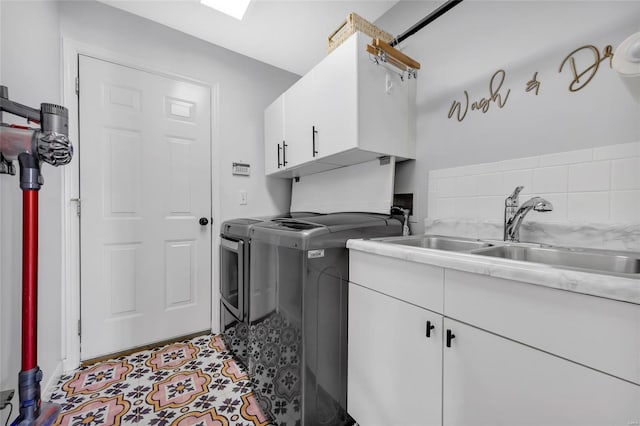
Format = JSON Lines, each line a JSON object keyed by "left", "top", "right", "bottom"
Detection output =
{"left": 0, "top": 85, "right": 73, "bottom": 426}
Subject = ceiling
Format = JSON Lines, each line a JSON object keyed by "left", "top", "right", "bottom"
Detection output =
{"left": 97, "top": 0, "right": 400, "bottom": 76}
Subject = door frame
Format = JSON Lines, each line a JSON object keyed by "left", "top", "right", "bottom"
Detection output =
{"left": 61, "top": 38, "right": 221, "bottom": 372}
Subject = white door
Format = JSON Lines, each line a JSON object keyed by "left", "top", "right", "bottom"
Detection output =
{"left": 79, "top": 55, "right": 212, "bottom": 360}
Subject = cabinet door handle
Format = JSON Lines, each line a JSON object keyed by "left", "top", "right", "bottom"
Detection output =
{"left": 282, "top": 141, "right": 288, "bottom": 166}
{"left": 426, "top": 320, "right": 435, "bottom": 338}
{"left": 277, "top": 143, "right": 282, "bottom": 168}
{"left": 446, "top": 329, "right": 456, "bottom": 348}
{"left": 312, "top": 125, "right": 318, "bottom": 157}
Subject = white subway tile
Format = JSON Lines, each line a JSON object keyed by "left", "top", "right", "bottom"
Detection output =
{"left": 476, "top": 173, "right": 504, "bottom": 196}
{"left": 539, "top": 149, "right": 593, "bottom": 167}
{"left": 427, "top": 197, "right": 437, "bottom": 219}
{"left": 593, "top": 141, "right": 640, "bottom": 160}
{"left": 436, "top": 197, "right": 457, "bottom": 218}
{"left": 428, "top": 177, "right": 437, "bottom": 193}
{"left": 501, "top": 169, "right": 533, "bottom": 194}
{"left": 430, "top": 169, "right": 445, "bottom": 180}
{"left": 532, "top": 166, "right": 568, "bottom": 193}
{"left": 432, "top": 167, "right": 455, "bottom": 179}
{"left": 474, "top": 196, "right": 503, "bottom": 221}
{"left": 497, "top": 156, "right": 540, "bottom": 172}
{"left": 428, "top": 143, "right": 640, "bottom": 225}
{"left": 454, "top": 175, "right": 478, "bottom": 197}
{"left": 454, "top": 197, "right": 478, "bottom": 218}
{"left": 531, "top": 193, "right": 568, "bottom": 223}
{"left": 436, "top": 177, "right": 457, "bottom": 197}
{"left": 610, "top": 191, "right": 640, "bottom": 223}
{"left": 568, "top": 161, "right": 610, "bottom": 192}
{"left": 438, "top": 166, "right": 467, "bottom": 178}
{"left": 567, "top": 192, "right": 610, "bottom": 223}
{"left": 611, "top": 158, "right": 640, "bottom": 190}
{"left": 464, "top": 161, "right": 501, "bottom": 176}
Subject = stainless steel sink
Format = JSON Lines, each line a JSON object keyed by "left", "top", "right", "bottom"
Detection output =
{"left": 384, "top": 235, "right": 493, "bottom": 252}
{"left": 472, "top": 245, "right": 640, "bottom": 275}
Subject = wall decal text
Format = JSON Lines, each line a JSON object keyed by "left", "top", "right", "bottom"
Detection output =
{"left": 448, "top": 69, "right": 511, "bottom": 122}
{"left": 447, "top": 43, "right": 613, "bottom": 122}
{"left": 526, "top": 72, "right": 541, "bottom": 95}
{"left": 558, "top": 45, "right": 613, "bottom": 92}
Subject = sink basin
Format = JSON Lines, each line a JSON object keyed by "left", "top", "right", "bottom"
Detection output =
{"left": 472, "top": 245, "right": 640, "bottom": 275}
{"left": 385, "top": 236, "right": 493, "bottom": 252}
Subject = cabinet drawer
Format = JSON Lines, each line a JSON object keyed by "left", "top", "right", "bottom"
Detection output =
{"left": 444, "top": 269, "right": 640, "bottom": 384}
{"left": 349, "top": 250, "right": 444, "bottom": 313}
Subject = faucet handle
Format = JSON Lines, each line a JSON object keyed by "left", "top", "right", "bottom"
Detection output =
{"left": 505, "top": 185, "right": 524, "bottom": 207}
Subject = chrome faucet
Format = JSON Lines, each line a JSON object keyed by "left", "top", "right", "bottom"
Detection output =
{"left": 504, "top": 186, "right": 553, "bottom": 242}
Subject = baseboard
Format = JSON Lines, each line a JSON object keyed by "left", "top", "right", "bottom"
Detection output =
{"left": 42, "top": 361, "right": 63, "bottom": 402}
{"left": 62, "top": 357, "right": 80, "bottom": 375}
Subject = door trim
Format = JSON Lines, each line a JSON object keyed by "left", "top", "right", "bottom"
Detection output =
{"left": 61, "top": 38, "right": 221, "bottom": 372}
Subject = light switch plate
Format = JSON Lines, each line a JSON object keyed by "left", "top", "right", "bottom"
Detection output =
{"left": 232, "top": 162, "right": 250, "bottom": 176}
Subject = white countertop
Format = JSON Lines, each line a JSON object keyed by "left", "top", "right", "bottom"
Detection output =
{"left": 346, "top": 238, "right": 640, "bottom": 305}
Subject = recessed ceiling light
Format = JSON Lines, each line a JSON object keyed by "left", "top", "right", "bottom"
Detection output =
{"left": 200, "top": 0, "right": 251, "bottom": 20}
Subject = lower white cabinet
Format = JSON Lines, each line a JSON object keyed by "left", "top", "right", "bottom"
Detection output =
{"left": 347, "top": 256, "right": 640, "bottom": 426}
{"left": 443, "top": 318, "right": 640, "bottom": 426}
{"left": 348, "top": 284, "right": 442, "bottom": 426}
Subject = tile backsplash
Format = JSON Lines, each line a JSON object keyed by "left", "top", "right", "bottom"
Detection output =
{"left": 428, "top": 141, "right": 640, "bottom": 225}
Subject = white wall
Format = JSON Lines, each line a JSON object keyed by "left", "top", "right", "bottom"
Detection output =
{"left": 1, "top": 0, "right": 297, "bottom": 411}
{"left": 379, "top": 1, "right": 640, "bottom": 233}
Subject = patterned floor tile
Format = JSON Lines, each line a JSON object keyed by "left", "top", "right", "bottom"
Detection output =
{"left": 47, "top": 334, "right": 274, "bottom": 425}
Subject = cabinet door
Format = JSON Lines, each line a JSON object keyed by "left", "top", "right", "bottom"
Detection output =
{"left": 264, "top": 94, "right": 285, "bottom": 175}
{"left": 312, "top": 34, "right": 358, "bottom": 160}
{"left": 283, "top": 73, "right": 314, "bottom": 167}
{"left": 348, "top": 283, "right": 442, "bottom": 426}
{"left": 445, "top": 269, "right": 640, "bottom": 384}
{"left": 443, "top": 318, "right": 640, "bottom": 426}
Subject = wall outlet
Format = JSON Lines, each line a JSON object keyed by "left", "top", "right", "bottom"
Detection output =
{"left": 0, "top": 389, "right": 14, "bottom": 410}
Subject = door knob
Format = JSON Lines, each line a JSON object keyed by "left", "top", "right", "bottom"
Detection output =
{"left": 199, "top": 217, "right": 209, "bottom": 226}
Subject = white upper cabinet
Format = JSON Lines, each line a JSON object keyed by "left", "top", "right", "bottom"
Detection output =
{"left": 264, "top": 94, "right": 285, "bottom": 175}
{"left": 264, "top": 32, "right": 415, "bottom": 178}
{"left": 311, "top": 35, "right": 358, "bottom": 162}
{"left": 283, "top": 72, "right": 314, "bottom": 167}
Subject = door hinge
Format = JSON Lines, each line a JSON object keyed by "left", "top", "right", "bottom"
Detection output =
{"left": 71, "top": 198, "right": 81, "bottom": 217}
{"left": 77, "top": 319, "right": 81, "bottom": 337}
{"left": 75, "top": 76, "right": 79, "bottom": 95}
